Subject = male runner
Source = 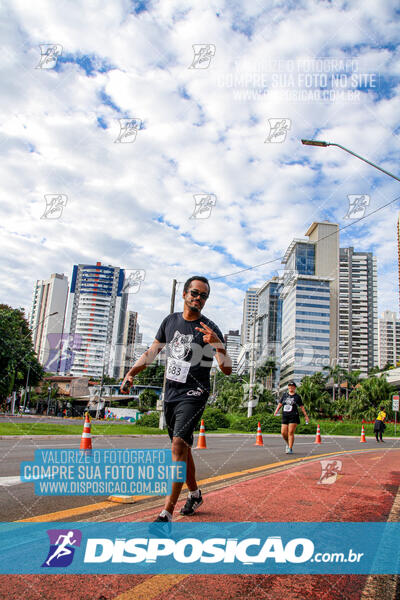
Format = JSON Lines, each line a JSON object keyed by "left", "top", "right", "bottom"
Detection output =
{"left": 121, "top": 276, "right": 232, "bottom": 522}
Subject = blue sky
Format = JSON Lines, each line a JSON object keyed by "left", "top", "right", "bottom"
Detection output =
{"left": 2, "top": 0, "right": 400, "bottom": 342}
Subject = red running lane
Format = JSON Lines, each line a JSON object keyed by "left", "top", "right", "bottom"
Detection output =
{"left": 2, "top": 449, "right": 399, "bottom": 600}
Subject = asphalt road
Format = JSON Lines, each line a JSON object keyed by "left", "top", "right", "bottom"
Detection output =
{"left": 1, "top": 433, "right": 399, "bottom": 522}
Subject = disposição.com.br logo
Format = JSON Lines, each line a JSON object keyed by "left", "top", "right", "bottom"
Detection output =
{"left": 41, "top": 529, "right": 82, "bottom": 568}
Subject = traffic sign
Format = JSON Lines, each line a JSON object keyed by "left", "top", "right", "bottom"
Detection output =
{"left": 393, "top": 395, "right": 399, "bottom": 412}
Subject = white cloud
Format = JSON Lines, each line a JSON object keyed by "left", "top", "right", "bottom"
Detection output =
{"left": 1, "top": 0, "right": 400, "bottom": 344}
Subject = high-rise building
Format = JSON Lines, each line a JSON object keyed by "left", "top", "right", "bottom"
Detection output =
{"left": 398, "top": 213, "right": 400, "bottom": 314}
{"left": 279, "top": 222, "right": 339, "bottom": 390}
{"left": 378, "top": 310, "right": 400, "bottom": 369}
{"left": 29, "top": 273, "right": 69, "bottom": 372}
{"left": 237, "top": 342, "right": 252, "bottom": 375}
{"left": 339, "top": 247, "right": 378, "bottom": 376}
{"left": 256, "top": 278, "right": 282, "bottom": 388}
{"left": 224, "top": 330, "right": 241, "bottom": 373}
{"left": 118, "top": 311, "right": 138, "bottom": 379}
{"left": 305, "top": 222, "right": 339, "bottom": 364}
{"left": 63, "top": 262, "right": 128, "bottom": 379}
{"left": 280, "top": 274, "right": 331, "bottom": 389}
{"left": 241, "top": 288, "right": 258, "bottom": 345}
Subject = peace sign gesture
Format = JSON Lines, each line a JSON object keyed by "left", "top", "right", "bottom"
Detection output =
{"left": 195, "top": 321, "right": 223, "bottom": 350}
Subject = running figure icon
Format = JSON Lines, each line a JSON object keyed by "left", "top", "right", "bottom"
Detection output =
{"left": 45, "top": 531, "right": 77, "bottom": 566}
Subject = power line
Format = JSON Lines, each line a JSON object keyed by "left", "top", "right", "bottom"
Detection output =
{"left": 178, "top": 193, "right": 400, "bottom": 284}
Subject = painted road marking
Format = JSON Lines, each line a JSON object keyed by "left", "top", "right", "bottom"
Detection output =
{"left": 17, "top": 447, "right": 386, "bottom": 523}
{"left": 293, "top": 441, "right": 334, "bottom": 445}
{"left": 112, "top": 448, "right": 400, "bottom": 600}
{"left": 113, "top": 575, "right": 188, "bottom": 600}
{"left": 0, "top": 476, "right": 21, "bottom": 487}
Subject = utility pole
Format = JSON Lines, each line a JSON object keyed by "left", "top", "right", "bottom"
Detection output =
{"left": 212, "top": 368, "right": 217, "bottom": 400}
{"left": 96, "top": 363, "right": 105, "bottom": 420}
{"left": 159, "top": 279, "right": 177, "bottom": 429}
{"left": 22, "top": 311, "right": 58, "bottom": 412}
{"left": 248, "top": 312, "right": 257, "bottom": 418}
{"left": 23, "top": 365, "right": 31, "bottom": 412}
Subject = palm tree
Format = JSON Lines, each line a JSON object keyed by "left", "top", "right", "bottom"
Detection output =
{"left": 256, "top": 358, "right": 276, "bottom": 389}
{"left": 323, "top": 364, "right": 346, "bottom": 401}
{"left": 348, "top": 374, "right": 393, "bottom": 420}
{"left": 298, "top": 372, "right": 331, "bottom": 418}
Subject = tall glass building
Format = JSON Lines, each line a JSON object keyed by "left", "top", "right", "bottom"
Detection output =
{"left": 256, "top": 278, "right": 282, "bottom": 388}
{"left": 280, "top": 275, "right": 331, "bottom": 388}
{"left": 279, "top": 222, "right": 339, "bottom": 391}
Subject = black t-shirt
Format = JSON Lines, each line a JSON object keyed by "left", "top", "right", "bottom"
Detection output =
{"left": 279, "top": 392, "right": 303, "bottom": 416}
{"left": 155, "top": 312, "right": 225, "bottom": 403}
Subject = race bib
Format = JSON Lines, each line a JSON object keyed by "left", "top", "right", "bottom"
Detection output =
{"left": 166, "top": 357, "right": 191, "bottom": 383}
{"left": 283, "top": 404, "right": 293, "bottom": 412}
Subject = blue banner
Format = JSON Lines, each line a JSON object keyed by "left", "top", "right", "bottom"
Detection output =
{"left": 0, "top": 522, "right": 399, "bottom": 574}
{"left": 20, "top": 449, "right": 186, "bottom": 496}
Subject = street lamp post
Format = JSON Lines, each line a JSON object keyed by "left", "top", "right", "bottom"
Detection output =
{"left": 301, "top": 139, "right": 400, "bottom": 184}
{"left": 302, "top": 138, "right": 400, "bottom": 374}
{"left": 22, "top": 311, "right": 59, "bottom": 411}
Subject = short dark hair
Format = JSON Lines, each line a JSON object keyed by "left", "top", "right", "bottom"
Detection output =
{"left": 183, "top": 276, "right": 210, "bottom": 296}
{"left": 380, "top": 406, "right": 385, "bottom": 411}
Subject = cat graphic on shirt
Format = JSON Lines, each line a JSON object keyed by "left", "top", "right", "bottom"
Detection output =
{"left": 169, "top": 331, "right": 193, "bottom": 360}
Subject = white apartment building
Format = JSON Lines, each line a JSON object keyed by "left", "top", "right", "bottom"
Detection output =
{"left": 224, "top": 330, "right": 241, "bottom": 373}
{"left": 339, "top": 248, "right": 378, "bottom": 376}
{"left": 118, "top": 310, "right": 138, "bottom": 379}
{"left": 63, "top": 262, "right": 128, "bottom": 379}
{"left": 241, "top": 288, "right": 258, "bottom": 345}
{"left": 378, "top": 310, "right": 400, "bottom": 368}
{"left": 29, "top": 273, "right": 69, "bottom": 372}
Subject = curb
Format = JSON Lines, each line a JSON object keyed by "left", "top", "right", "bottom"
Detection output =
{"left": 0, "top": 433, "right": 399, "bottom": 439}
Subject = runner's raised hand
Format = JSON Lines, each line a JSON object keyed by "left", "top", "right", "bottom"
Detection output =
{"left": 195, "top": 321, "right": 223, "bottom": 349}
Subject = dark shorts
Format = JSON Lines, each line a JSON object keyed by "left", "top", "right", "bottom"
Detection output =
{"left": 164, "top": 400, "right": 207, "bottom": 447}
{"left": 282, "top": 413, "right": 300, "bottom": 425}
{"left": 374, "top": 420, "right": 385, "bottom": 433}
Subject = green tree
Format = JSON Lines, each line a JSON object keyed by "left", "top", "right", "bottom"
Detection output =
{"left": 256, "top": 358, "right": 276, "bottom": 389}
{"left": 298, "top": 372, "right": 332, "bottom": 418}
{"left": 138, "top": 389, "right": 158, "bottom": 410}
{"left": 213, "top": 372, "right": 247, "bottom": 414}
{"left": 348, "top": 375, "right": 393, "bottom": 420}
{"left": 102, "top": 376, "right": 118, "bottom": 385}
{"left": 0, "top": 305, "right": 44, "bottom": 401}
{"left": 134, "top": 364, "right": 165, "bottom": 387}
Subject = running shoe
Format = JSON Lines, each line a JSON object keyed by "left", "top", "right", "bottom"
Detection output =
{"left": 180, "top": 490, "right": 203, "bottom": 515}
{"left": 285, "top": 444, "right": 290, "bottom": 453}
{"left": 153, "top": 515, "right": 170, "bottom": 523}
{"left": 150, "top": 513, "right": 172, "bottom": 535}
{"left": 286, "top": 447, "right": 293, "bottom": 454}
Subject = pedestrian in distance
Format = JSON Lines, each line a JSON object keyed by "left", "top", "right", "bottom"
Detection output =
{"left": 374, "top": 406, "right": 387, "bottom": 443}
{"left": 120, "top": 276, "right": 232, "bottom": 523}
{"left": 274, "top": 381, "right": 309, "bottom": 454}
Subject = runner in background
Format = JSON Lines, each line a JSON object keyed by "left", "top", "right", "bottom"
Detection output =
{"left": 374, "top": 406, "right": 387, "bottom": 443}
{"left": 274, "top": 381, "right": 309, "bottom": 454}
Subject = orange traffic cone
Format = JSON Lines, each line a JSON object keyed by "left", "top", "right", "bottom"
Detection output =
{"left": 360, "top": 424, "right": 367, "bottom": 443}
{"left": 254, "top": 422, "right": 264, "bottom": 446}
{"left": 80, "top": 412, "right": 92, "bottom": 451}
{"left": 314, "top": 424, "right": 322, "bottom": 444}
{"left": 196, "top": 420, "right": 207, "bottom": 449}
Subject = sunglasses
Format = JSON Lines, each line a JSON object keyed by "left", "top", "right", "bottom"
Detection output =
{"left": 189, "top": 289, "right": 209, "bottom": 300}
